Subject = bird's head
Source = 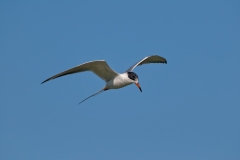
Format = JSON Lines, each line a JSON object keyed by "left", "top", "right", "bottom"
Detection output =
{"left": 127, "top": 72, "right": 142, "bottom": 92}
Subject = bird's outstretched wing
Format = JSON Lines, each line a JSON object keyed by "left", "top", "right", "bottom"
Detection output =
{"left": 41, "top": 60, "right": 119, "bottom": 84}
{"left": 126, "top": 55, "right": 167, "bottom": 72}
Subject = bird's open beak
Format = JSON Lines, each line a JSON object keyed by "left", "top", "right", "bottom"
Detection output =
{"left": 135, "top": 83, "right": 142, "bottom": 92}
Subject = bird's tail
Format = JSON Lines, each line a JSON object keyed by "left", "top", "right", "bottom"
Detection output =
{"left": 78, "top": 88, "right": 107, "bottom": 105}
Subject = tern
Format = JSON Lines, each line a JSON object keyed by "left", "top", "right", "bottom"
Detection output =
{"left": 41, "top": 55, "right": 167, "bottom": 104}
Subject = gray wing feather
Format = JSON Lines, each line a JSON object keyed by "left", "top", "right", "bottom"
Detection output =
{"left": 41, "top": 60, "right": 118, "bottom": 84}
{"left": 126, "top": 55, "right": 167, "bottom": 72}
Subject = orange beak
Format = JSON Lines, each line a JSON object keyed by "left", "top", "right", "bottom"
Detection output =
{"left": 135, "top": 83, "right": 142, "bottom": 92}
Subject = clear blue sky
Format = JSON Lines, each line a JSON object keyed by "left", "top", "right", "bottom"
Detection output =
{"left": 1, "top": 1, "right": 239, "bottom": 160}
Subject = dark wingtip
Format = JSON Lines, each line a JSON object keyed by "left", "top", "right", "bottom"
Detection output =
{"left": 154, "top": 55, "right": 167, "bottom": 64}
{"left": 41, "top": 78, "right": 50, "bottom": 84}
{"left": 162, "top": 57, "right": 167, "bottom": 64}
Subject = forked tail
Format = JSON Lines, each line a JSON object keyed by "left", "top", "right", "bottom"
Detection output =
{"left": 78, "top": 88, "right": 107, "bottom": 105}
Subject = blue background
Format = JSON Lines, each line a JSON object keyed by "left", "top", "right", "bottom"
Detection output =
{"left": 1, "top": 1, "right": 240, "bottom": 159}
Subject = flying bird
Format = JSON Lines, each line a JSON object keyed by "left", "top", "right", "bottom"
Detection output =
{"left": 41, "top": 55, "right": 167, "bottom": 104}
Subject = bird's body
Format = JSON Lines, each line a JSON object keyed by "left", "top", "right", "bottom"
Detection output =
{"left": 41, "top": 55, "right": 167, "bottom": 104}
{"left": 105, "top": 73, "right": 132, "bottom": 89}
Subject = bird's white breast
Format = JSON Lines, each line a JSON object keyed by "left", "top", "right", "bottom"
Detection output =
{"left": 105, "top": 73, "right": 133, "bottom": 89}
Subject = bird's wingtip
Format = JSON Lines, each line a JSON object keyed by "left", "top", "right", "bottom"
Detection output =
{"left": 41, "top": 79, "right": 50, "bottom": 84}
